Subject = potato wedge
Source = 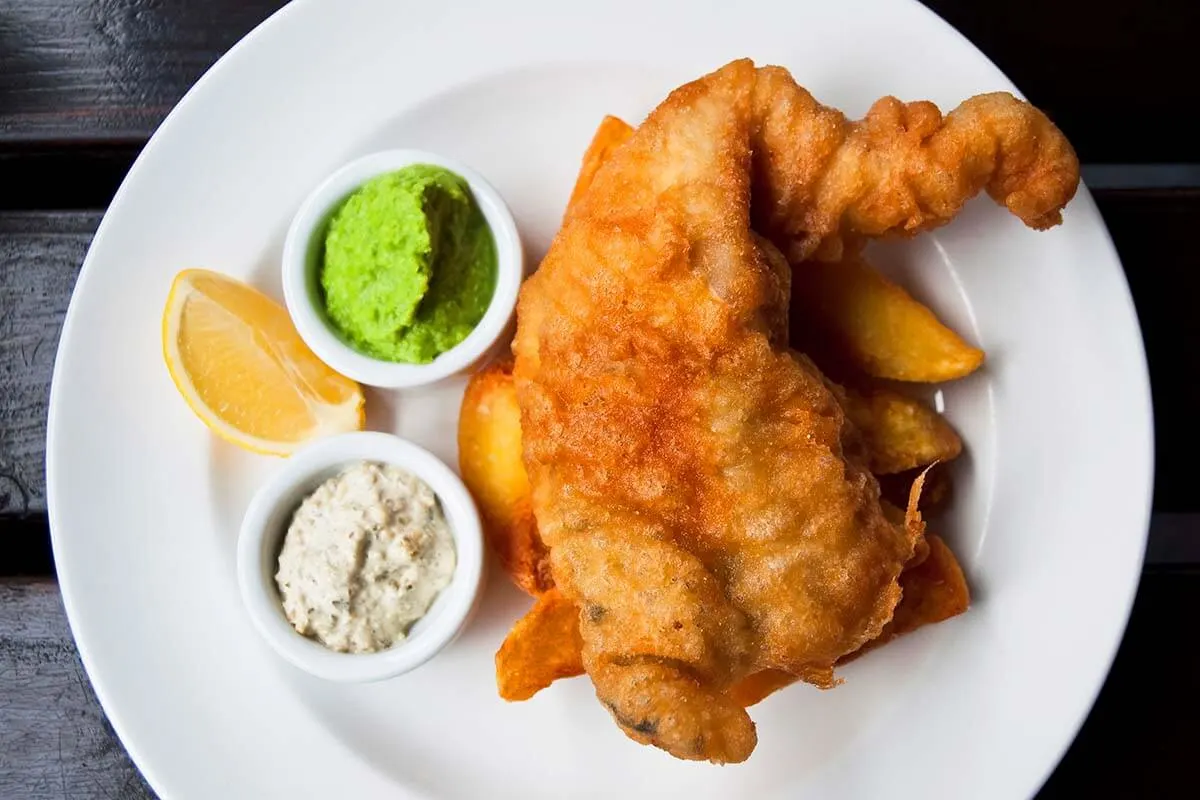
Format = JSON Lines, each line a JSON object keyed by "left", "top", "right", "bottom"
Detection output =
{"left": 884, "top": 534, "right": 970, "bottom": 638}
{"left": 496, "top": 588, "right": 585, "bottom": 701}
{"left": 790, "top": 253, "right": 985, "bottom": 382}
{"left": 840, "top": 387, "right": 963, "bottom": 474}
{"left": 566, "top": 115, "right": 635, "bottom": 218}
{"left": 458, "top": 359, "right": 553, "bottom": 595}
{"left": 728, "top": 669, "right": 808, "bottom": 707}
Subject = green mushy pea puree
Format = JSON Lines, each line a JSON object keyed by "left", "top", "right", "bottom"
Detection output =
{"left": 319, "top": 164, "right": 497, "bottom": 364}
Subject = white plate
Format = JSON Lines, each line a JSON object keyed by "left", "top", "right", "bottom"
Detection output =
{"left": 46, "top": 0, "right": 1153, "bottom": 797}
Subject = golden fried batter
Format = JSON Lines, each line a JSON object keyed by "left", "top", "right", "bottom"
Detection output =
{"left": 513, "top": 59, "right": 1074, "bottom": 763}
{"left": 751, "top": 67, "right": 1079, "bottom": 261}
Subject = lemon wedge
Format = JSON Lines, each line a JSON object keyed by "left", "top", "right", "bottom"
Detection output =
{"left": 162, "top": 269, "right": 365, "bottom": 455}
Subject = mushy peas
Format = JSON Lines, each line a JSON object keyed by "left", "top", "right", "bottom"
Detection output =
{"left": 320, "top": 165, "right": 497, "bottom": 364}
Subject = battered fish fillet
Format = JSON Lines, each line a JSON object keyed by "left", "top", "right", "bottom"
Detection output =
{"left": 513, "top": 59, "right": 1076, "bottom": 764}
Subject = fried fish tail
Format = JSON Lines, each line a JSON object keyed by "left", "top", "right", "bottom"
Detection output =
{"left": 551, "top": 530, "right": 760, "bottom": 762}
{"left": 590, "top": 657, "right": 757, "bottom": 764}
{"left": 943, "top": 92, "right": 1079, "bottom": 229}
{"left": 751, "top": 67, "right": 1079, "bottom": 260}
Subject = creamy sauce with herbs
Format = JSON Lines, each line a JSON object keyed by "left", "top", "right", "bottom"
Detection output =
{"left": 275, "top": 462, "right": 456, "bottom": 653}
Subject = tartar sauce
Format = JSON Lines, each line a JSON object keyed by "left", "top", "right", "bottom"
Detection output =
{"left": 275, "top": 461, "right": 456, "bottom": 653}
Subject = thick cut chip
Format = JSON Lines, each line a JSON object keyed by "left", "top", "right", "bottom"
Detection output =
{"left": 881, "top": 534, "right": 970, "bottom": 638}
{"left": 458, "top": 359, "right": 553, "bottom": 595}
{"left": 727, "top": 670, "right": 798, "bottom": 708}
{"left": 789, "top": 253, "right": 985, "bottom": 382}
{"left": 727, "top": 667, "right": 823, "bottom": 707}
{"left": 840, "top": 388, "right": 962, "bottom": 474}
{"left": 496, "top": 588, "right": 585, "bottom": 701}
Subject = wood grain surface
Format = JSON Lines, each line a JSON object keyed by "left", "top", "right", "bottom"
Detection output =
{"left": 0, "top": 579, "right": 153, "bottom": 799}
{"left": 0, "top": 213, "right": 99, "bottom": 519}
{"left": 0, "top": 0, "right": 283, "bottom": 142}
{"left": 0, "top": 0, "right": 1197, "bottom": 162}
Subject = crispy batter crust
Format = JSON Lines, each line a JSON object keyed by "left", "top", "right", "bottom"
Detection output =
{"left": 751, "top": 67, "right": 1079, "bottom": 261}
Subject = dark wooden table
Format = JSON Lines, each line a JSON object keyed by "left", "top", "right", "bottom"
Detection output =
{"left": 1, "top": 1, "right": 1197, "bottom": 797}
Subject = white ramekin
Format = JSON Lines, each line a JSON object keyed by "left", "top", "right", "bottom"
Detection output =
{"left": 236, "top": 431, "right": 485, "bottom": 682}
{"left": 281, "top": 149, "right": 524, "bottom": 389}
